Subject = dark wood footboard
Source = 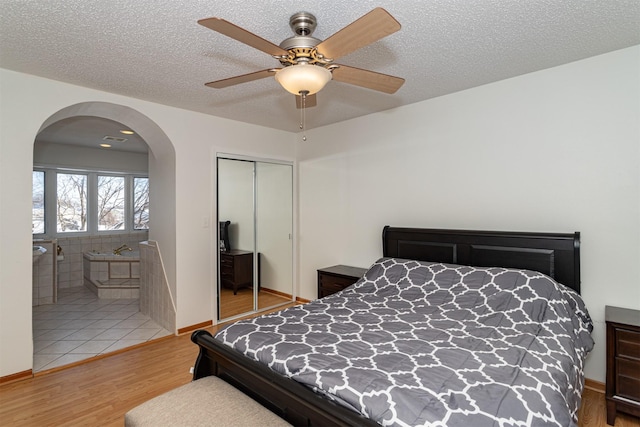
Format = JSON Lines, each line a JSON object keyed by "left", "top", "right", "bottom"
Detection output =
{"left": 191, "top": 329, "right": 378, "bottom": 427}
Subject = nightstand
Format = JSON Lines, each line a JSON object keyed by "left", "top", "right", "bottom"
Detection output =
{"left": 605, "top": 305, "right": 640, "bottom": 425}
{"left": 220, "top": 250, "right": 253, "bottom": 295}
{"left": 317, "top": 265, "right": 367, "bottom": 298}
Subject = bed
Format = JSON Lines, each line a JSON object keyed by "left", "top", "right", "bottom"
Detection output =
{"left": 191, "top": 226, "right": 594, "bottom": 426}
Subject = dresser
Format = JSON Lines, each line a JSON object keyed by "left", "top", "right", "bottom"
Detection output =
{"left": 220, "top": 250, "right": 253, "bottom": 295}
{"left": 317, "top": 265, "right": 367, "bottom": 298}
{"left": 606, "top": 305, "right": 640, "bottom": 425}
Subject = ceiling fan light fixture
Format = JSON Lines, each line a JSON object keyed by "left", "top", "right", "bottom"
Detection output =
{"left": 275, "top": 63, "right": 332, "bottom": 95}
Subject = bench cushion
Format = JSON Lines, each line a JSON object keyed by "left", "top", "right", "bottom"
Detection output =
{"left": 125, "top": 376, "right": 291, "bottom": 427}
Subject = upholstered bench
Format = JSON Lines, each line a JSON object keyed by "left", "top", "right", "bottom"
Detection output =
{"left": 125, "top": 376, "right": 292, "bottom": 427}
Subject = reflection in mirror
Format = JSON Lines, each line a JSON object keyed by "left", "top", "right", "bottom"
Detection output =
{"left": 217, "top": 157, "right": 293, "bottom": 321}
{"left": 219, "top": 220, "right": 230, "bottom": 252}
{"left": 256, "top": 162, "right": 293, "bottom": 310}
{"left": 218, "top": 158, "right": 255, "bottom": 319}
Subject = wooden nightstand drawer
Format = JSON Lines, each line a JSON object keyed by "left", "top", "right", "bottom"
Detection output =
{"left": 618, "top": 374, "right": 640, "bottom": 401}
{"left": 618, "top": 330, "right": 640, "bottom": 359}
{"left": 617, "top": 357, "right": 640, "bottom": 380}
{"left": 320, "top": 275, "right": 355, "bottom": 294}
{"left": 317, "top": 265, "right": 368, "bottom": 299}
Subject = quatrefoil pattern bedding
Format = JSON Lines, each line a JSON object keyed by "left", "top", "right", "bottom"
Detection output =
{"left": 216, "top": 258, "right": 594, "bottom": 427}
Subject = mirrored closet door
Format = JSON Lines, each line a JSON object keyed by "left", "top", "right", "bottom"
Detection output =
{"left": 217, "top": 156, "right": 293, "bottom": 321}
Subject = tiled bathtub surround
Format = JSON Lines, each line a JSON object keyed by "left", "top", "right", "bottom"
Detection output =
{"left": 33, "top": 286, "right": 171, "bottom": 372}
{"left": 139, "top": 241, "right": 176, "bottom": 334}
{"left": 83, "top": 251, "right": 141, "bottom": 299}
{"left": 56, "top": 232, "right": 149, "bottom": 290}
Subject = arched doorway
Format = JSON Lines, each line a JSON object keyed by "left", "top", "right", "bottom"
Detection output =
{"left": 32, "top": 102, "right": 177, "bottom": 371}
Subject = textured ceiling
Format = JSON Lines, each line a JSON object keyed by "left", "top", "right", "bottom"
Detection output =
{"left": 1, "top": 0, "right": 639, "bottom": 137}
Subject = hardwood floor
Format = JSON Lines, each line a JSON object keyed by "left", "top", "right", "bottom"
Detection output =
{"left": 1, "top": 314, "right": 638, "bottom": 426}
{"left": 0, "top": 333, "right": 196, "bottom": 426}
{"left": 219, "top": 286, "right": 291, "bottom": 319}
{"left": 578, "top": 387, "right": 640, "bottom": 427}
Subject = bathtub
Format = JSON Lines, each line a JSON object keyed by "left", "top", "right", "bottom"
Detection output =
{"left": 84, "top": 250, "right": 140, "bottom": 260}
{"left": 83, "top": 250, "right": 141, "bottom": 298}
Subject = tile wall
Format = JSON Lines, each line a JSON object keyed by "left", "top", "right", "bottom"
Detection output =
{"left": 32, "top": 240, "right": 57, "bottom": 306}
{"left": 139, "top": 240, "right": 176, "bottom": 333}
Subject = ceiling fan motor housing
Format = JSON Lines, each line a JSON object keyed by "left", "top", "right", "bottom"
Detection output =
{"left": 289, "top": 12, "right": 317, "bottom": 36}
{"left": 279, "top": 12, "right": 331, "bottom": 66}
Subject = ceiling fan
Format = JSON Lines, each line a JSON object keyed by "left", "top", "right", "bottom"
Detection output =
{"left": 198, "top": 8, "right": 405, "bottom": 109}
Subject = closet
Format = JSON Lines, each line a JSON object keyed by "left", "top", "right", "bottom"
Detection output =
{"left": 217, "top": 156, "right": 293, "bottom": 320}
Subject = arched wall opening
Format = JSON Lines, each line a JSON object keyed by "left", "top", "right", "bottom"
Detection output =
{"left": 35, "top": 101, "right": 177, "bottom": 307}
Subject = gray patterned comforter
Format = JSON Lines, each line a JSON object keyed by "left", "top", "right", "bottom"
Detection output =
{"left": 215, "top": 258, "right": 594, "bottom": 427}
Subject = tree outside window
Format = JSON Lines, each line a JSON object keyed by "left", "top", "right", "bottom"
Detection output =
{"left": 57, "top": 173, "right": 87, "bottom": 232}
{"left": 37, "top": 170, "right": 148, "bottom": 235}
{"left": 98, "top": 175, "right": 125, "bottom": 230}
{"left": 32, "top": 171, "right": 45, "bottom": 234}
{"left": 133, "top": 177, "right": 150, "bottom": 230}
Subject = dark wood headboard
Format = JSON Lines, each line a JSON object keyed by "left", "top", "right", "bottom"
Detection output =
{"left": 382, "top": 226, "right": 581, "bottom": 293}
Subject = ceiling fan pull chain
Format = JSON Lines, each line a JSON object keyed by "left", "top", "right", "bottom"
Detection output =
{"left": 300, "top": 90, "right": 308, "bottom": 141}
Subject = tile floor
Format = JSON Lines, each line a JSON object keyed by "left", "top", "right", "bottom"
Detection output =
{"left": 33, "top": 286, "right": 172, "bottom": 372}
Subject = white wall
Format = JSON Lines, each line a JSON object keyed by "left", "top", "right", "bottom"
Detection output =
{"left": 0, "top": 69, "right": 295, "bottom": 377}
{"left": 297, "top": 46, "right": 640, "bottom": 383}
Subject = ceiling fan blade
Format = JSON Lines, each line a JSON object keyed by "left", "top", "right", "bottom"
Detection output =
{"left": 315, "top": 8, "right": 400, "bottom": 61}
{"left": 205, "top": 69, "right": 279, "bottom": 89}
{"left": 198, "top": 17, "right": 289, "bottom": 57}
{"left": 331, "top": 64, "right": 405, "bottom": 94}
{"left": 295, "top": 93, "right": 317, "bottom": 109}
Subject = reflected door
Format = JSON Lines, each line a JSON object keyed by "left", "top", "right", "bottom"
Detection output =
{"left": 217, "top": 157, "right": 293, "bottom": 321}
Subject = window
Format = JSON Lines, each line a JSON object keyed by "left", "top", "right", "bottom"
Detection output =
{"left": 33, "top": 169, "right": 149, "bottom": 236}
{"left": 57, "top": 173, "right": 88, "bottom": 232}
{"left": 98, "top": 175, "right": 125, "bottom": 230}
{"left": 32, "top": 171, "right": 45, "bottom": 234}
{"left": 133, "top": 177, "right": 150, "bottom": 230}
